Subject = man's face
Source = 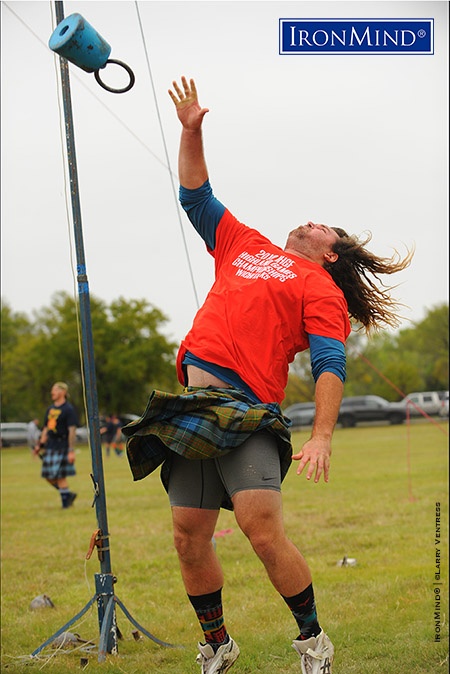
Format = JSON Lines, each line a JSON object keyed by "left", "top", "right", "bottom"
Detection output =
{"left": 285, "top": 221, "right": 340, "bottom": 265}
{"left": 51, "top": 385, "right": 66, "bottom": 402}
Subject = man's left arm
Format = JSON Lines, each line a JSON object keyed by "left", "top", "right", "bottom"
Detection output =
{"left": 292, "top": 371, "right": 343, "bottom": 482}
{"left": 292, "top": 333, "right": 346, "bottom": 482}
{"left": 67, "top": 425, "right": 77, "bottom": 464}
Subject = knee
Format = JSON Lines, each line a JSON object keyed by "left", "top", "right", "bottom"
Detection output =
{"left": 173, "top": 526, "right": 192, "bottom": 558}
{"left": 237, "top": 507, "right": 289, "bottom": 563}
{"left": 245, "top": 527, "right": 281, "bottom": 563}
{"left": 172, "top": 522, "right": 212, "bottom": 563}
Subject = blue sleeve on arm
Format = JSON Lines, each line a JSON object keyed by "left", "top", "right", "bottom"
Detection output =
{"left": 179, "top": 180, "right": 226, "bottom": 250}
{"left": 308, "top": 334, "right": 346, "bottom": 383}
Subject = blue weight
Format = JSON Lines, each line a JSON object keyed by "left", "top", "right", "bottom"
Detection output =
{"left": 48, "top": 13, "right": 111, "bottom": 73}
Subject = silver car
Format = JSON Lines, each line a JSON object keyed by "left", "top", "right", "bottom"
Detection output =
{"left": 0, "top": 422, "right": 29, "bottom": 447}
{"left": 283, "top": 402, "right": 316, "bottom": 428}
{"left": 439, "top": 392, "right": 449, "bottom": 418}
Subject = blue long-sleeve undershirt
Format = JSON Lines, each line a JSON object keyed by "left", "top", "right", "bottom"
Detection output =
{"left": 309, "top": 334, "right": 346, "bottom": 383}
{"left": 179, "top": 180, "right": 224, "bottom": 250}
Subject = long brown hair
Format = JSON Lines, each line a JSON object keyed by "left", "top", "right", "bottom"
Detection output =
{"left": 325, "top": 228, "right": 414, "bottom": 331}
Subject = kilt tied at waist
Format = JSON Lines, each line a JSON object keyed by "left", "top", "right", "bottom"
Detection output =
{"left": 40, "top": 438, "right": 76, "bottom": 481}
{"left": 122, "top": 387, "right": 293, "bottom": 510}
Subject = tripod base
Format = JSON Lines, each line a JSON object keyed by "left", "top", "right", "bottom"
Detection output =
{"left": 31, "top": 573, "right": 177, "bottom": 662}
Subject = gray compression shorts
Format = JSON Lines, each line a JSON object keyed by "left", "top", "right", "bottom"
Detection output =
{"left": 168, "top": 431, "right": 281, "bottom": 510}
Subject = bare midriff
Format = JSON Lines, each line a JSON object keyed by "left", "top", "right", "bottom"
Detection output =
{"left": 186, "top": 364, "right": 231, "bottom": 389}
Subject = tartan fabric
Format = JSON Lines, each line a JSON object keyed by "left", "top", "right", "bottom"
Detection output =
{"left": 41, "top": 443, "right": 76, "bottom": 480}
{"left": 123, "top": 387, "right": 293, "bottom": 510}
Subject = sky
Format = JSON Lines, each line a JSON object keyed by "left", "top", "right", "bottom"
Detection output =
{"left": 1, "top": 0, "right": 448, "bottom": 344}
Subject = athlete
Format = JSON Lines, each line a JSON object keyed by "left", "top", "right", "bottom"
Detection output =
{"left": 124, "top": 77, "right": 412, "bottom": 674}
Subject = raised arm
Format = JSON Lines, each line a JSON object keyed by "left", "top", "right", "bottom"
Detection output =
{"left": 168, "top": 76, "right": 210, "bottom": 189}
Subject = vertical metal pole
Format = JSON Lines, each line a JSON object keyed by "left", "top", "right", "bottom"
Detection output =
{"left": 53, "top": 1, "right": 117, "bottom": 654}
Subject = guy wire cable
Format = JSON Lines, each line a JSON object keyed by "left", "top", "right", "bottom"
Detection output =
{"left": 5, "top": 0, "right": 182, "bottom": 429}
{"left": 3, "top": 2, "right": 180, "bottom": 178}
{"left": 5, "top": 0, "right": 200, "bottom": 310}
{"left": 134, "top": 0, "right": 200, "bottom": 309}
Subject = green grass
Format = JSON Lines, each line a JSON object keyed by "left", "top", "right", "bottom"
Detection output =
{"left": 1, "top": 420, "right": 448, "bottom": 673}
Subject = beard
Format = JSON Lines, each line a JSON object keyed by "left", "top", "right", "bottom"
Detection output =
{"left": 286, "top": 225, "right": 309, "bottom": 247}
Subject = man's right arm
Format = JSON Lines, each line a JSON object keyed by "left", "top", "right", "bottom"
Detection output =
{"left": 34, "top": 424, "right": 48, "bottom": 454}
{"left": 179, "top": 181, "right": 225, "bottom": 250}
{"left": 168, "top": 77, "right": 209, "bottom": 189}
{"left": 178, "top": 127, "right": 208, "bottom": 189}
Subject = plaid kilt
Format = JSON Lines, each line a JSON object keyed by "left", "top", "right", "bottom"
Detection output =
{"left": 122, "top": 387, "right": 293, "bottom": 510}
{"left": 41, "top": 440, "right": 76, "bottom": 480}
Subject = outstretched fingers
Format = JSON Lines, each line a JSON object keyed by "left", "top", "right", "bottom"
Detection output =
{"left": 168, "top": 76, "right": 197, "bottom": 106}
{"left": 168, "top": 76, "right": 209, "bottom": 130}
{"left": 189, "top": 78, "right": 198, "bottom": 98}
{"left": 168, "top": 80, "right": 183, "bottom": 105}
{"left": 292, "top": 448, "right": 330, "bottom": 483}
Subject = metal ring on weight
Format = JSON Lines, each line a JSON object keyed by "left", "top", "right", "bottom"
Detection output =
{"left": 94, "top": 59, "right": 135, "bottom": 94}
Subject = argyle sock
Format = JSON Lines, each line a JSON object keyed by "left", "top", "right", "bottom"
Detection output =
{"left": 59, "top": 487, "right": 71, "bottom": 508}
{"left": 283, "top": 583, "right": 321, "bottom": 639}
{"left": 188, "top": 588, "right": 228, "bottom": 649}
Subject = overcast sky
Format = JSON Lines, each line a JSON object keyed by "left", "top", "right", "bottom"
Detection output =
{"left": 2, "top": 1, "right": 448, "bottom": 343}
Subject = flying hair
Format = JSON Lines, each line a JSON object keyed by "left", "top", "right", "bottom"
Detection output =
{"left": 325, "top": 228, "right": 414, "bottom": 332}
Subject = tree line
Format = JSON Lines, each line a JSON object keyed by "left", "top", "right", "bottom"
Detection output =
{"left": 1, "top": 292, "right": 178, "bottom": 423}
{"left": 285, "top": 302, "right": 448, "bottom": 406}
{"left": 1, "top": 292, "right": 448, "bottom": 422}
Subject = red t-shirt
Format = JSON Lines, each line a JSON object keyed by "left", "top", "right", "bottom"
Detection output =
{"left": 177, "top": 209, "right": 350, "bottom": 403}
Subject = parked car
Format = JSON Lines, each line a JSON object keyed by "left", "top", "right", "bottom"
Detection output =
{"left": 283, "top": 402, "right": 316, "bottom": 428}
{"left": 76, "top": 426, "right": 90, "bottom": 443}
{"left": 337, "top": 396, "right": 406, "bottom": 428}
{"left": 0, "top": 422, "right": 29, "bottom": 447}
{"left": 399, "top": 391, "right": 445, "bottom": 416}
{"left": 439, "top": 392, "right": 449, "bottom": 418}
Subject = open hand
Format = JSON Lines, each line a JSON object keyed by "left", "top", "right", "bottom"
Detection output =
{"left": 292, "top": 437, "right": 331, "bottom": 483}
{"left": 168, "top": 76, "right": 209, "bottom": 130}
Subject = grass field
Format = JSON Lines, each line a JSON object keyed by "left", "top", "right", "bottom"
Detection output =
{"left": 1, "top": 419, "right": 448, "bottom": 673}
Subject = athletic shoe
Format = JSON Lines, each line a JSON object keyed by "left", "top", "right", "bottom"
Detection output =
{"left": 196, "top": 637, "right": 240, "bottom": 673}
{"left": 66, "top": 492, "right": 77, "bottom": 507}
{"left": 292, "top": 630, "right": 334, "bottom": 674}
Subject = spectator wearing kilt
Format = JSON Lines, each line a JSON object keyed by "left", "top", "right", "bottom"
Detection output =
{"left": 34, "top": 382, "right": 78, "bottom": 509}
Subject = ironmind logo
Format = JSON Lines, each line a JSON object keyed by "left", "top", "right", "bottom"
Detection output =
{"left": 279, "top": 18, "right": 434, "bottom": 55}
